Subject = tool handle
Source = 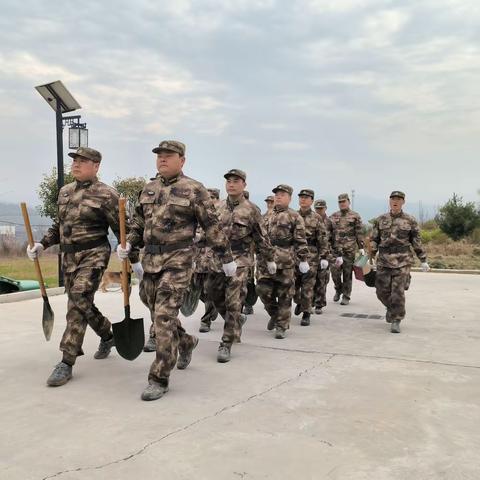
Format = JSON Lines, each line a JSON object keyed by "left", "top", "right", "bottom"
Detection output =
{"left": 118, "top": 198, "right": 130, "bottom": 307}
{"left": 20, "top": 203, "right": 48, "bottom": 297}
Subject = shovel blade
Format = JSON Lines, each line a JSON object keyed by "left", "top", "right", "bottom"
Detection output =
{"left": 42, "top": 295, "right": 54, "bottom": 341}
{"left": 364, "top": 270, "right": 377, "bottom": 288}
{"left": 112, "top": 316, "right": 145, "bottom": 361}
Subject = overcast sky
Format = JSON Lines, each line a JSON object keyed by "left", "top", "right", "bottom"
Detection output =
{"left": 1, "top": 0, "right": 479, "bottom": 218}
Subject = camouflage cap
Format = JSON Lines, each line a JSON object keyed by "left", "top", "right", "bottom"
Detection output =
{"left": 273, "top": 184, "right": 293, "bottom": 195}
{"left": 264, "top": 195, "right": 274, "bottom": 202}
{"left": 338, "top": 193, "right": 350, "bottom": 202}
{"left": 207, "top": 188, "right": 220, "bottom": 199}
{"left": 390, "top": 190, "right": 405, "bottom": 199}
{"left": 314, "top": 199, "right": 327, "bottom": 208}
{"left": 298, "top": 189, "right": 314, "bottom": 199}
{"left": 152, "top": 140, "right": 186, "bottom": 156}
{"left": 68, "top": 147, "right": 102, "bottom": 163}
{"left": 224, "top": 168, "right": 246, "bottom": 181}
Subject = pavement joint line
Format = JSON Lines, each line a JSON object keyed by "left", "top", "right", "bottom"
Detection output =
{"left": 199, "top": 337, "right": 480, "bottom": 371}
{"left": 40, "top": 354, "right": 335, "bottom": 480}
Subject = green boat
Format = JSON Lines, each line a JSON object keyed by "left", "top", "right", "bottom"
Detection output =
{"left": 0, "top": 276, "right": 41, "bottom": 294}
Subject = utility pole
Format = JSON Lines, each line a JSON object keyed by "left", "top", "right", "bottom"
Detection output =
{"left": 351, "top": 189, "right": 355, "bottom": 210}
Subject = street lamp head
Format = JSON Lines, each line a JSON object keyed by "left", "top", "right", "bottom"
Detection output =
{"left": 35, "top": 80, "right": 81, "bottom": 113}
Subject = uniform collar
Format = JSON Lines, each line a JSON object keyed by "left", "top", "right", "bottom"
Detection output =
{"left": 75, "top": 176, "right": 98, "bottom": 189}
{"left": 340, "top": 208, "right": 350, "bottom": 216}
{"left": 159, "top": 172, "right": 183, "bottom": 186}
{"left": 227, "top": 195, "right": 244, "bottom": 209}
{"left": 390, "top": 210, "right": 404, "bottom": 218}
{"left": 274, "top": 205, "right": 287, "bottom": 213}
{"left": 299, "top": 208, "right": 312, "bottom": 217}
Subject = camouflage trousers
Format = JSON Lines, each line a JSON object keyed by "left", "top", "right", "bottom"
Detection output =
{"left": 244, "top": 267, "right": 256, "bottom": 309}
{"left": 313, "top": 267, "right": 330, "bottom": 308}
{"left": 257, "top": 268, "right": 295, "bottom": 330}
{"left": 375, "top": 265, "right": 411, "bottom": 323}
{"left": 139, "top": 270, "right": 197, "bottom": 386}
{"left": 61, "top": 267, "right": 111, "bottom": 365}
{"left": 194, "top": 272, "right": 218, "bottom": 325}
{"left": 206, "top": 268, "right": 249, "bottom": 345}
{"left": 331, "top": 255, "right": 354, "bottom": 299}
{"left": 294, "top": 262, "right": 318, "bottom": 313}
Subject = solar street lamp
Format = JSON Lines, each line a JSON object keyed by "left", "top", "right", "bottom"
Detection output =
{"left": 35, "top": 80, "right": 83, "bottom": 287}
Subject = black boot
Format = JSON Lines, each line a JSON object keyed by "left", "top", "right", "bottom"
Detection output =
{"left": 300, "top": 312, "right": 311, "bottom": 326}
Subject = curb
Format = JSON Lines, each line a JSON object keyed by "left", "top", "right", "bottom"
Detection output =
{"left": 411, "top": 268, "right": 480, "bottom": 275}
{"left": 0, "top": 287, "right": 65, "bottom": 304}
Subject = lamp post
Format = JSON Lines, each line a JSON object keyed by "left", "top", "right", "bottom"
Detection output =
{"left": 35, "top": 81, "right": 84, "bottom": 287}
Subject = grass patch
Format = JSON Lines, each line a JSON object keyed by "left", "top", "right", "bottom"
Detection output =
{"left": 0, "top": 254, "right": 124, "bottom": 288}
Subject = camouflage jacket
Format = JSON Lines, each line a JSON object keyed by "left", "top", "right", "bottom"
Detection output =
{"left": 318, "top": 214, "right": 339, "bottom": 260}
{"left": 194, "top": 226, "right": 215, "bottom": 273}
{"left": 127, "top": 173, "right": 233, "bottom": 274}
{"left": 297, "top": 208, "right": 328, "bottom": 264}
{"left": 371, "top": 211, "right": 427, "bottom": 268}
{"left": 259, "top": 206, "right": 308, "bottom": 270}
{"left": 329, "top": 209, "right": 364, "bottom": 257}
{"left": 40, "top": 177, "right": 139, "bottom": 273}
{"left": 211, "top": 196, "right": 274, "bottom": 272}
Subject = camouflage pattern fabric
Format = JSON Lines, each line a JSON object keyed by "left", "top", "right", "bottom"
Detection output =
{"left": 140, "top": 271, "right": 198, "bottom": 385}
{"left": 257, "top": 205, "right": 308, "bottom": 330}
{"left": 210, "top": 196, "right": 274, "bottom": 271}
{"left": 313, "top": 267, "right": 330, "bottom": 309}
{"left": 331, "top": 256, "right": 355, "bottom": 300}
{"left": 208, "top": 195, "right": 273, "bottom": 343}
{"left": 370, "top": 211, "right": 427, "bottom": 268}
{"left": 193, "top": 272, "right": 218, "bottom": 325}
{"left": 371, "top": 210, "right": 427, "bottom": 324}
{"left": 329, "top": 208, "right": 364, "bottom": 300}
{"left": 128, "top": 173, "right": 233, "bottom": 384}
{"left": 375, "top": 266, "right": 411, "bottom": 322}
{"left": 206, "top": 267, "right": 249, "bottom": 345}
{"left": 61, "top": 267, "right": 111, "bottom": 365}
{"left": 294, "top": 208, "right": 328, "bottom": 312}
{"left": 41, "top": 177, "right": 139, "bottom": 272}
{"left": 257, "top": 268, "right": 296, "bottom": 330}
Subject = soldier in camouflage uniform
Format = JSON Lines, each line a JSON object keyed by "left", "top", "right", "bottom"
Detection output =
{"left": 257, "top": 184, "right": 309, "bottom": 339}
{"left": 371, "top": 191, "right": 429, "bottom": 333}
{"left": 206, "top": 169, "right": 275, "bottom": 362}
{"left": 293, "top": 190, "right": 328, "bottom": 326}
{"left": 118, "top": 140, "right": 235, "bottom": 401}
{"left": 330, "top": 193, "right": 364, "bottom": 305}
{"left": 313, "top": 199, "right": 337, "bottom": 314}
{"left": 27, "top": 147, "right": 142, "bottom": 387}
{"left": 264, "top": 195, "right": 274, "bottom": 215}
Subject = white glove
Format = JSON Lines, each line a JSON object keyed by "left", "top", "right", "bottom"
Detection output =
{"left": 299, "top": 261, "right": 310, "bottom": 274}
{"left": 421, "top": 262, "right": 430, "bottom": 272}
{"left": 117, "top": 242, "right": 131, "bottom": 260}
{"left": 131, "top": 262, "right": 144, "bottom": 281}
{"left": 26, "top": 242, "right": 44, "bottom": 261}
{"left": 267, "top": 261, "right": 277, "bottom": 275}
{"left": 222, "top": 261, "right": 237, "bottom": 277}
{"left": 320, "top": 259, "right": 329, "bottom": 270}
{"left": 359, "top": 249, "right": 366, "bottom": 256}
{"left": 335, "top": 257, "right": 344, "bottom": 267}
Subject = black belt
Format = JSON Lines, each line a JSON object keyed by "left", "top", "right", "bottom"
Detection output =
{"left": 144, "top": 241, "right": 193, "bottom": 254}
{"left": 271, "top": 238, "right": 292, "bottom": 248}
{"left": 229, "top": 240, "right": 245, "bottom": 252}
{"left": 60, "top": 237, "right": 109, "bottom": 253}
{"left": 195, "top": 241, "right": 206, "bottom": 248}
{"left": 379, "top": 245, "right": 411, "bottom": 254}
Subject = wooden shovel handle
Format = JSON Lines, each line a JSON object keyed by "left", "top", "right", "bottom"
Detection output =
{"left": 20, "top": 203, "right": 48, "bottom": 296}
{"left": 118, "top": 198, "right": 130, "bottom": 307}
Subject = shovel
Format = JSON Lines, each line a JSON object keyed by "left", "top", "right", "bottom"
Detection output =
{"left": 112, "top": 198, "right": 144, "bottom": 360}
{"left": 20, "top": 202, "right": 54, "bottom": 341}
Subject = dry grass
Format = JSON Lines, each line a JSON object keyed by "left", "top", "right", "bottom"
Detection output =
{"left": 0, "top": 254, "right": 124, "bottom": 288}
{"left": 423, "top": 241, "right": 480, "bottom": 270}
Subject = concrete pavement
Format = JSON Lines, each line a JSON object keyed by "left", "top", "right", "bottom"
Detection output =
{"left": 1, "top": 272, "right": 479, "bottom": 479}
